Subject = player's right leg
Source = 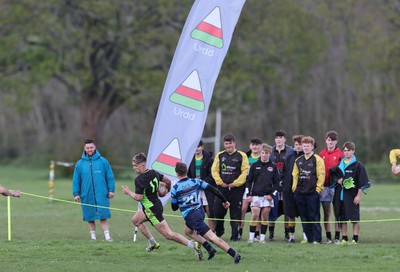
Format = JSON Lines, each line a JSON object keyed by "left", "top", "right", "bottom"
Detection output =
{"left": 132, "top": 210, "right": 160, "bottom": 252}
{"left": 248, "top": 205, "right": 261, "bottom": 243}
{"left": 156, "top": 220, "right": 203, "bottom": 260}
{"left": 203, "top": 230, "right": 241, "bottom": 264}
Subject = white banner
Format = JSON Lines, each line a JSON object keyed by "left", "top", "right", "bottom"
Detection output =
{"left": 147, "top": 0, "right": 246, "bottom": 198}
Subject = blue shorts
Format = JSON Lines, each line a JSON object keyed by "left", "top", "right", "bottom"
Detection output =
{"left": 185, "top": 208, "right": 210, "bottom": 236}
{"left": 320, "top": 187, "right": 334, "bottom": 203}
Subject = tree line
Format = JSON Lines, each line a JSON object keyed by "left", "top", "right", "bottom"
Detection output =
{"left": 0, "top": 0, "right": 399, "bottom": 166}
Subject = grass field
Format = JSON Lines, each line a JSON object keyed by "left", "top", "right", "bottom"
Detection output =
{"left": 0, "top": 165, "right": 399, "bottom": 271}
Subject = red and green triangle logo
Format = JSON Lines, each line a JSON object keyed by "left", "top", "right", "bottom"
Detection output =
{"left": 191, "top": 7, "right": 223, "bottom": 49}
{"left": 170, "top": 70, "right": 205, "bottom": 112}
{"left": 152, "top": 138, "right": 182, "bottom": 177}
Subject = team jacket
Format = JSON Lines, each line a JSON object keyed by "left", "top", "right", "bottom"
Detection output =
{"left": 329, "top": 156, "right": 371, "bottom": 196}
{"left": 211, "top": 150, "right": 249, "bottom": 187}
{"left": 292, "top": 153, "right": 325, "bottom": 194}
{"left": 246, "top": 160, "right": 280, "bottom": 197}
{"left": 271, "top": 144, "right": 293, "bottom": 173}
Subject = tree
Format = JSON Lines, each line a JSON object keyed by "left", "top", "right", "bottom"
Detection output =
{"left": 0, "top": 0, "right": 191, "bottom": 143}
{"left": 213, "top": 0, "right": 326, "bottom": 140}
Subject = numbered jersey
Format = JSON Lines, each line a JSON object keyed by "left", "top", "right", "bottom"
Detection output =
{"left": 134, "top": 169, "right": 164, "bottom": 209}
{"left": 171, "top": 177, "right": 208, "bottom": 218}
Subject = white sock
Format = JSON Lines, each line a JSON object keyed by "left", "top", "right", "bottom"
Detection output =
{"left": 104, "top": 230, "right": 111, "bottom": 240}
{"left": 90, "top": 231, "right": 96, "bottom": 240}
{"left": 249, "top": 232, "right": 255, "bottom": 240}
{"left": 303, "top": 232, "right": 307, "bottom": 240}
{"left": 260, "top": 234, "right": 266, "bottom": 241}
{"left": 149, "top": 237, "right": 156, "bottom": 246}
{"left": 187, "top": 240, "right": 195, "bottom": 249}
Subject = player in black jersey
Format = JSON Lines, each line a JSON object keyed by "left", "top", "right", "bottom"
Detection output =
{"left": 122, "top": 152, "right": 203, "bottom": 259}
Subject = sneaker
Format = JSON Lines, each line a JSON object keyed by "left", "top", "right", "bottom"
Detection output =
{"left": 194, "top": 241, "right": 203, "bottom": 260}
{"left": 146, "top": 242, "right": 160, "bottom": 252}
{"left": 312, "top": 241, "right": 320, "bottom": 245}
{"left": 350, "top": 239, "right": 358, "bottom": 245}
{"left": 268, "top": 236, "right": 275, "bottom": 242}
{"left": 325, "top": 239, "right": 332, "bottom": 244}
{"left": 91, "top": 237, "right": 97, "bottom": 241}
{"left": 247, "top": 239, "right": 254, "bottom": 243}
{"left": 233, "top": 253, "right": 241, "bottom": 264}
{"left": 259, "top": 239, "right": 266, "bottom": 244}
{"left": 237, "top": 231, "right": 242, "bottom": 241}
{"left": 300, "top": 239, "right": 308, "bottom": 244}
{"left": 340, "top": 240, "right": 348, "bottom": 245}
{"left": 105, "top": 238, "right": 113, "bottom": 242}
{"left": 254, "top": 236, "right": 260, "bottom": 242}
{"left": 288, "top": 237, "right": 295, "bottom": 243}
{"left": 208, "top": 248, "right": 217, "bottom": 260}
{"left": 334, "top": 239, "right": 340, "bottom": 245}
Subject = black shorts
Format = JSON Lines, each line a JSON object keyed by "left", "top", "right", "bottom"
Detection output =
{"left": 185, "top": 208, "right": 210, "bottom": 236}
{"left": 143, "top": 201, "right": 164, "bottom": 226}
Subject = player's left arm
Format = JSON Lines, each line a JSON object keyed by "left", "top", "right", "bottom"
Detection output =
{"left": 170, "top": 199, "right": 179, "bottom": 211}
{"left": 315, "top": 155, "right": 326, "bottom": 194}
{"left": 211, "top": 153, "right": 223, "bottom": 186}
{"left": 231, "top": 152, "right": 250, "bottom": 188}
{"left": 170, "top": 186, "right": 179, "bottom": 211}
{"left": 353, "top": 188, "right": 363, "bottom": 205}
{"left": 271, "top": 165, "right": 280, "bottom": 197}
{"left": 292, "top": 160, "right": 300, "bottom": 192}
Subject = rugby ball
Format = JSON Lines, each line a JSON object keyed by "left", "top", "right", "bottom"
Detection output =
{"left": 158, "top": 182, "right": 168, "bottom": 197}
{"left": 394, "top": 165, "right": 400, "bottom": 175}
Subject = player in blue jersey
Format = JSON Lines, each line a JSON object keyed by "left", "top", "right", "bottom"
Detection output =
{"left": 171, "top": 162, "right": 241, "bottom": 264}
{"left": 122, "top": 153, "right": 203, "bottom": 260}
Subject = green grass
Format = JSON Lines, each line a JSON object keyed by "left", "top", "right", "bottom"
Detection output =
{"left": 1, "top": 165, "right": 400, "bottom": 271}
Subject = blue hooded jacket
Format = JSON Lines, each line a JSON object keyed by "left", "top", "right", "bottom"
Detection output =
{"left": 72, "top": 150, "right": 115, "bottom": 221}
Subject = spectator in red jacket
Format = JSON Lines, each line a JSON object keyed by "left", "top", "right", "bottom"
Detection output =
{"left": 319, "top": 131, "right": 344, "bottom": 244}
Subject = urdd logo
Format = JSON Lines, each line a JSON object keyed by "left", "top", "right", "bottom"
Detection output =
{"left": 152, "top": 138, "right": 182, "bottom": 177}
{"left": 170, "top": 70, "right": 205, "bottom": 112}
{"left": 191, "top": 7, "right": 223, "bottom": 49}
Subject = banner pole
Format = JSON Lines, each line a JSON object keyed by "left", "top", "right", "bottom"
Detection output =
{"left": 7, "top": 196, "right": 11, "bottom": 241}
{"left": 133, "top": 202, "right": 142, "bottom": 242}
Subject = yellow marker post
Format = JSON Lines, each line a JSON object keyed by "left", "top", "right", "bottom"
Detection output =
{"left": 7, "top": 195, "right": 11, "bottom": 241}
